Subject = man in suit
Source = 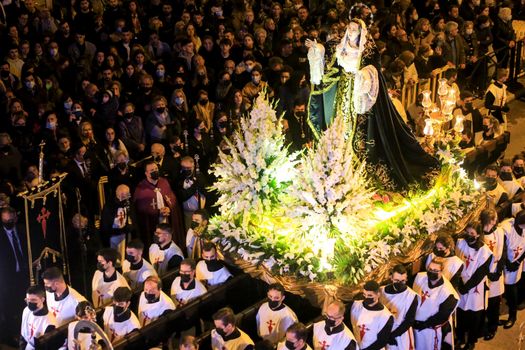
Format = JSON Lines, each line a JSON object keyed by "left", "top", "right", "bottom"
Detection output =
{"left": 0, "top": 206, "right": 29, "bottom": 346}
{"left": 151, "top": 143, "right": 180, "bottom": 187}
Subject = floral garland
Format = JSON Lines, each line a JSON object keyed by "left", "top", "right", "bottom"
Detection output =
{"left": 207, "top": 93, "right": 481, "bottom": 286}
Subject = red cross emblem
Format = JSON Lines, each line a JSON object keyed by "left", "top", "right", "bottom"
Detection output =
{"left": 110, "top": 328, "right": 117, "bottom": 342}
{"left": 51, "top": 306, "right": 59, "bottom": 318}
{"left": 29, "top": 323, "right": 35, "bottom": 338}
{"left": 96, "top": 289, "right": 103, "bottom": 307}
{"left": 142, "top": 313, "right": 151, "bottom": 326}
{"left": 421, "top": 291, "right": 430, "bottom": 304}
{"left": 465, "top": 255, "right": 474, "bottom": 269}
{"left": 37, "top": 207, "right": 51, "bottom": 238}
{"left": 267, "top": 319, "right": 275, "bottom": 333}
{"left": 358, "top": 324, "right": 370, "bottom": 339}
{"left": 487, "top": 240, "right": 495, "bottom": 252}
{"left": 318, "top": 340, "right": 329, "bottom": 350}
{"left": 514, "top": 246, "right": 523, "bottom": 261}
{"left": 117, "top": 209, "right": 125, "bottom": 226}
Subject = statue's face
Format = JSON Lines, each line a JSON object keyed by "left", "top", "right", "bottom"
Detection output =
{"left": 348, "top": 22, "right": 360, "bottom": 42}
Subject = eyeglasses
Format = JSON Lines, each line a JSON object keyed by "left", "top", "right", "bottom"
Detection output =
{"left": 323, "top": 314, "right": 343, "bottom": 321}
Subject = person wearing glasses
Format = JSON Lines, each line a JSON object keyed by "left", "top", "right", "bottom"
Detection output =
{"left": 170, "top": 258, "right": 207, "bottom": 306}
{"left": 313, "top": 300, "right": 357, "bottom": 350}
{"left": 349, "top": 280, "right": 394, "bottom": 350}
{"left": 380, "top": 264, "right": 418, "bottom": 350}
{"left": 413, "top": 258, "right": 459, "bottom": 350}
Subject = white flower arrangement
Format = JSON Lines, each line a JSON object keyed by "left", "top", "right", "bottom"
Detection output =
{"left": 207, "top": 92, "right": 481, "bottom": 286}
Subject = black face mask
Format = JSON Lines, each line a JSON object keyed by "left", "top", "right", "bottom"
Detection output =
{"left": 0, "top": 145, "right": 9, "bottom": 153}
{"left": 118, "top": 198, "right": 130, "bottom": 207}
{"left": 113, "top": 305, "right": 126, "bottom": 315}
{"left": 363, "top": 297, "right": 375, "bottom": 307}
{"left": 117, "top": 162, "right": 127, "bottom": 171}
{"left": 427, "top": 271, "right": 439, "bottom": 281}
{"left": 172, "top": 146, "right": 183, "bottom": 154}
{"left": 190, "top": 221, "right": 199, "bottom": 230}
{"left": 433, "top": 248, "right": 446, "bottom": 257}
{"left": 205, "top": 258, "right": 223, "bottom": 271}
{"left": 156, "top": 107, "right": 166, "bottom": 114}
{"left": 125, "top": 254, "right": 136, "bottom": 263}
{"left": 500, "top": 172, "right": 513, "bottom": 181}
{"left": 268, "top": 299, "right": 280, "bottom": 309}
{"left": 484, "top": 177, "right": 497, "bottom": 191}
{"left": 218, "top": 122, "right": 228, "bottom": 129}
{"left": 392, "top": 281, "right": 407, "bottom": 291}
{"left": 482, "top": 125, "right": 490, "bottom": 132}
{"left": 325, "top": 318, "right": 336, "bottom": 328}
{"left": 153, "top": 235, "right": 161, "bottom": 245}
{"left": 96, "top": 262, "right": 106, "bottom": 272}
{"left": 285, "top": 340, "right": 296, "bottom": 350}
{"left": 45, "top": 286, "right": 56, "bottom": 294}
{"left": 181, "top": 169, "right": 192, "bottom": 178}
{"left": 3, "top": 221, "right": 15, "bottom": 230}
{"left": 216, "top": 328, "right": 227, "bottom": 338}
{"left": 514, "top": 166, "right": 525, "bottom": 178}
{"left": 150, "top": 171, "right": 160, "bottom": 180}
{"left": 199, "top": 99, "right": 208, "bottom": 105}
{"left": 153, "top": 155, "right": 162, "bottom": 163}
{"left": 27, "top": 301, "right": 39, "bottom": 312}
{"left": 141, "top": 86, "right": 152, "bottom": 93}
{"left": 459, "top": 140, "right": 469, "bottom": 148}
{"left": 180, "top": 273, "right": 192, "bottom": 283}
{"left": 0, "top": 70, "right": 10, "bottom": 78}
{"left": 465, "top": 234, "right": 478, "bottom": 244}
{"left": 144, "top": 292, "right": 158, "bottom": 303}
{"left": 295, "top": 111, "right": 306, "bottom": 118}
{"left": 123, "top": 112, "right": 134, "bottom": 120}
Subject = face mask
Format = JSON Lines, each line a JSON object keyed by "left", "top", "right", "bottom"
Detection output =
{"left": 156, "top": 107, "right": 166, "bottom": 114}
{"left": 27, "top": 301, "right": 39, "bottom": 311}
{"left": 393, "top": 281, "right": 406, "bottom": 291}
{"left": 150, "top": 171, "right": 160, "bottom": 180}
{"left": 153, "top": 155, "right": 162, "bottom": 163}
{"left": 427, "top": 271, "right": 439, "bottom": 281}
{"left": 175, "top": 97, "right": 184, "bottom": 106}
{"left": 466, "top": 235, "right": 478, "bottom": 244}
{"left": 125, "top": 254, "right": 135, "bottom": 263}
{"left": 45, "top": 286, "right": 56, "bottom": 293}
{"left": 46, "top": 121, "right": 57, "bottom": 130}
{"left": 191, "top": 221, "right": 199, "bottom": 229}
{"left": 252, "top": 76, "right": 261, "bottom": 84}
{"left": 96, "top": 262, "right": 106, "bottom": 272}
{"left": 325, "top": 318, "right": 336, "bottom": 328}
{"left": 363, "top": 297, "right": 375, "bottom": 307}
{"left": 285, "top": 340, "right": 296, "bottom": 350}
{"left": 156, "top": 70, "right": 165, "bottom": 78}
{"left": 0, "top": 70, "right": 9, "bottom": 78}
{"left": 113, "top": 305, "right": 126, "bottom": 315}
{"left": 181, "top": 169, "right": 192, "bottom": 178}
{"left": 124, "top": 112, "right": 134, "bottom": 119}
{"left": 199, "top": 98, "right": 208, "bottom": 106}
{"left": 466, "top": 29, "right": 473, "bottom": 35}
{"left": 268, "top": 299, "right": 280, "bottom": 309}
{"left": 49, "top": 48, "right": 58, "bottom": 56}
{"left": 180, "top": 273, "right": 191, "bottom": 283}
{"left": 514, "top": 166, "right": 525, "bottom": 177}
{"left": 25, "top": 81, "right": 35, "bottom": 89}
{"left": 484, "top": 177, "right": 497, "bottom": 191}
{"left": 144, "top": 292, "right": 157, "bottom": 303}
{"left": 3, "top": 221, "right": 15, "bottom": 230}
{"left": 117, "top": 162, "right": 127, "bottom": 171}
{"left": 218, "top": 122, "right": 228, "bottom": 129}
{"left": 64, "top": 101, "right": 73, "bottom": 109}
{"left": 500, "top": 172, "right": 513, "bottom": 181}
{"left": 142, "top": 86, "right": 152, "bottom": 93}
{"left": 433, "top": 247, "right": 446, "bottom": 257}
{"left": 153, "top": 235, "right": 162, "bottom": 245}
{"left": 216, "top": 328, "right": 227, "bottom": 338}
{"left": 482, "top": 125, "right": 490, "bottom": 132}
{"left": 295, "top": 111, "right": 306, "bottom": 118}
{"left": 118, "top": 198, "right": 130, "bottom": 208}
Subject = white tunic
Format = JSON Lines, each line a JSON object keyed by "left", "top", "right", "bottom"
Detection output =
{"left": 501, "top": 180, "right": 522, "bottom": 199}
{"left": 170, "top": 277, "right": 207, "bottom": 304}
{"left": 122, "top": 259, "right": 158, "bottom": 289}
{"left": 511, "top": 202, "right": 525, "bottom": 217}
{"left": 455, "top": 239, "right": 493, "bottom": 311}
{"left": 102, "top": 306, "right": 141, "bottom": 343}
{"left": 137, "top": 290, "right": 176, "bottom": 326}
{"left": 350, "top": 300, "right": 392, "bottom": 350}
{"left": 256, "top": 302, "right": 298, "bottom": 345}
{"left": 312, "top": 320, "right": 357, "bottom": 350}
{"left": 20, "top": 307, "right": 56, "bottom": 350}
{"left": 46, "top": 287, "right": 87, "bottom": 327}
{"left": 91, "top": 270, "right": 130, "bottom": 308}
{"left": 149, "top": 241, "right": 184, "bottom": 276}
{"left": 380, "top": 286, "right": 417, "bottom": 350}
{"left": 486, "top": 184, "right": 508, "bottom": 206}
{"left": 484, "top": 227, "right": 506, "bottom": 297}
{"left": 501, "top": 219, "right": 525, "bottom": 284}
{"left": 425, "top": 253, "right": 464, "bottom": 283}
{"left": 486, "top": 82, "right": 507, "bottom": 109}
{"left": 196, "top": 260, "right": 233, "bottom": 286}
{"left": 277, "top": 342, "right": 312, "bottom": 350}
{"left": 211, "top": 328, "right": 255, "bottom": 350}
{"left": 413, "top": 273, "right": 458, "bottom": 350}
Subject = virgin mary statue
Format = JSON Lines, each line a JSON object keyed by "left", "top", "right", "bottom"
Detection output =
{"left": 308, "top": 15, "right": 439, "bottom": 190}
